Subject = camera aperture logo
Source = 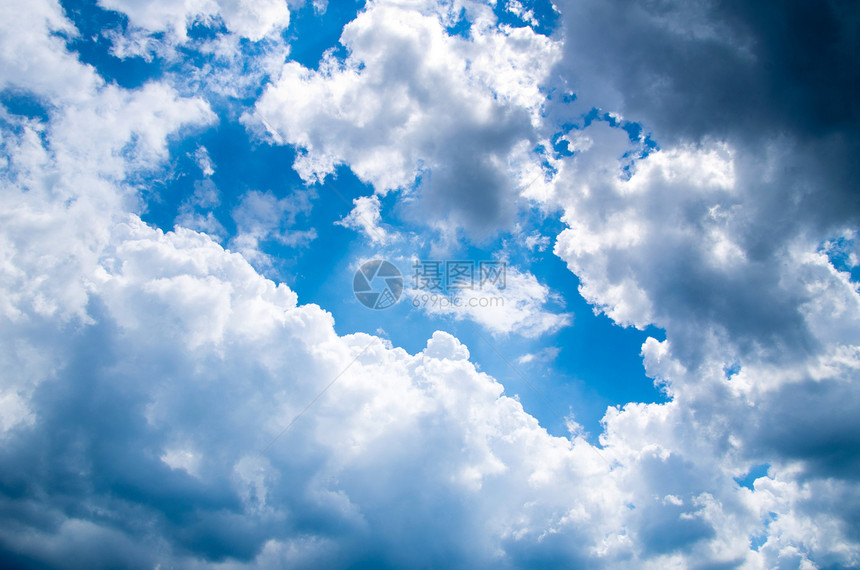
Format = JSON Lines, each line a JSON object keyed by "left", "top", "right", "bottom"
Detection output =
{"left": 353, "top": 260, "right": 404, "bottom": 310}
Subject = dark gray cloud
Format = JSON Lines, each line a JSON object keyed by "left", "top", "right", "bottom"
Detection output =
{"left": 547, "top": 3, "right": 860, "bottom": 563}
{"left": 746, "top": 377, "right": 860, "bottom": 481}
{"left": 551, "top": 0, "right": 860, "bottom": 231}
{"left": 549, "top": 0, "right": 860, "bottom": 359}
{"left": 553, "top": 0, "right": 860, "bottom": 141}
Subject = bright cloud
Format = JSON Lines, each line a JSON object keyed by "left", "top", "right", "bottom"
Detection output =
{"left": 99, "top": 0, "right": 291, "bottom": 41}
{"left": 250, "top": 0, "right": 559, "bottom": 235}
{"left": 335, "top": 194, "right": 391, "bottom": 244}
{"left": 1, "top": 0, "right": 859, "bottom": 568}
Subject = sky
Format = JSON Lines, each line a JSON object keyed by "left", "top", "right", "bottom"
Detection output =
{"left": 0, "top": 0, "right": 859, "bottom": 568}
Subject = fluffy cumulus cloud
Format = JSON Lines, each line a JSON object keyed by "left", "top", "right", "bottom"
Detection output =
{"left": 2, "top": 0, "right": 860, "bottom": 569}
{"left": 250, "top": 0, "right": 559, "bottom": 235}
{"left": 537, "top": 0, "right": 860, "bottom": 565}
{"left": 547, "top": 0, "right": 860, "bottom": 239}
{"left": 0, "top": 110, "right": 695, "bottom": 566}
{"left": 0, "top": 0, "right": 99, "bottom": 101}
{"left": 0, "top": 203, "right": 778, "bottom": 568}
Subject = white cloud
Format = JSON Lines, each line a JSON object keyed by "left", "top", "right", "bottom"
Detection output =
{"left": 0, "top": 0, "right": 102, "bottom": 101}
{"left": 0, "top": 63, "right": 768, "bottom": 567}
{"left": 516, "top": 346, "right": 560, "bottom": 365}
{"left": 193, "top": 146, "right": 216, "bottom": 176}
{"left": 409, "top": 263, "right": 572, "bottom": 337}
{"left": 524, "top": 232, "right": 550, "bottom": 252}
{"left": 250, "top": 0, "right": 559, "bottom": 235}
{"left": 228, "top": 189, "right": 317, "bottom": 268}
{"left": 0, "top": 0, "right": 214, "bottom": 434}
{"left": 97, "top": 0, "right": 293, "bottom": 106}
{"left": 179, "top": 32, "right": 292, "bottom": 100}
{"left": 0, "top": 93, "right": 213, "bottom": 326}
{"left": 98, "top": 0, "right": 291, "bottom": 42}
{"left": 1, "top": 204, "right": 622, "bottom": 566}
{"left": 2, "top": 0, "right": 860, "bottom": 568}
{"left": 505, "top": 0, "right": 538, "bottom": 26}
{"left": 218, "top": 0, "right": 291, "bottom": 42}
{"left": 335, "top": 194, "right": 391, "bottom": 244}
{"left": 539, "top": 109, "right": 860, "bottom": 568}
{"left": 175, "top": 179, "right": 227, "bottom": 239}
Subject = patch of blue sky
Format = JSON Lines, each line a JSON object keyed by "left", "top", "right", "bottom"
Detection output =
{"left": 492, "top": 0, "right": 560, "bottom": 37}
{"left": 734, "top": 464, "right": 770, "bottom": 491}
{"left": 136, "top": 116, "right": 667, "bottom": 440}
{"left": 59, "top": 0, "right": 165, "bottom": 89}
{"left": 287, "top": 188, "right": 668, "bottom": 440}
{"left": 750, "top": 511, "right": 777, "bottom": 552}
{"left": 286, "top": 0, "right": 366, "bottom": 70}
{"left": 724, "top": 360, "right": 742, "bottom": 380}
{"left": 0, "top": 90, "right": 53, "bottom": 154}
{"left": 548, "top": 109, "right": 660, "bottom": 178}
{"left": 0, "top": 88, "right": 51, "bottom": 122}
{"left": 533, "top": 144, "right": 560, "bottom": 180}
{"left": 445, "top": 8, "right": 472, "bottom": 38}
{"left": 542, "top": 85, "right": 577, "bottom": 105}
{"left": 550, "top": 131, "right": 575, "bottom": 157}
{"left": 65, "top": 0, "right": 669, "bottom": 442}
{"left": 504, "top": 212, "right": 668, "bottom": 438}
{"left": 59, "top": 1, "right": 288, "bottom": 113}
{"left": 820, "top": 235, "right": 860, "bottom": 283}
{"left": 139, "top": 120, "right": 319, "bottom": 272}
{"left": 581, "top": 107, "right": 659, "bottom": 150}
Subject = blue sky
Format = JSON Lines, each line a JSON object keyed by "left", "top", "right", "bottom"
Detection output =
{"left": 65, "top": 0, "right": 666, "bottom": 439}
{"left": 1, "top": 0, "right": 860, "bottom": 568}
{"left": 136, "top": 102, "right": 668, "bottom": 439}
